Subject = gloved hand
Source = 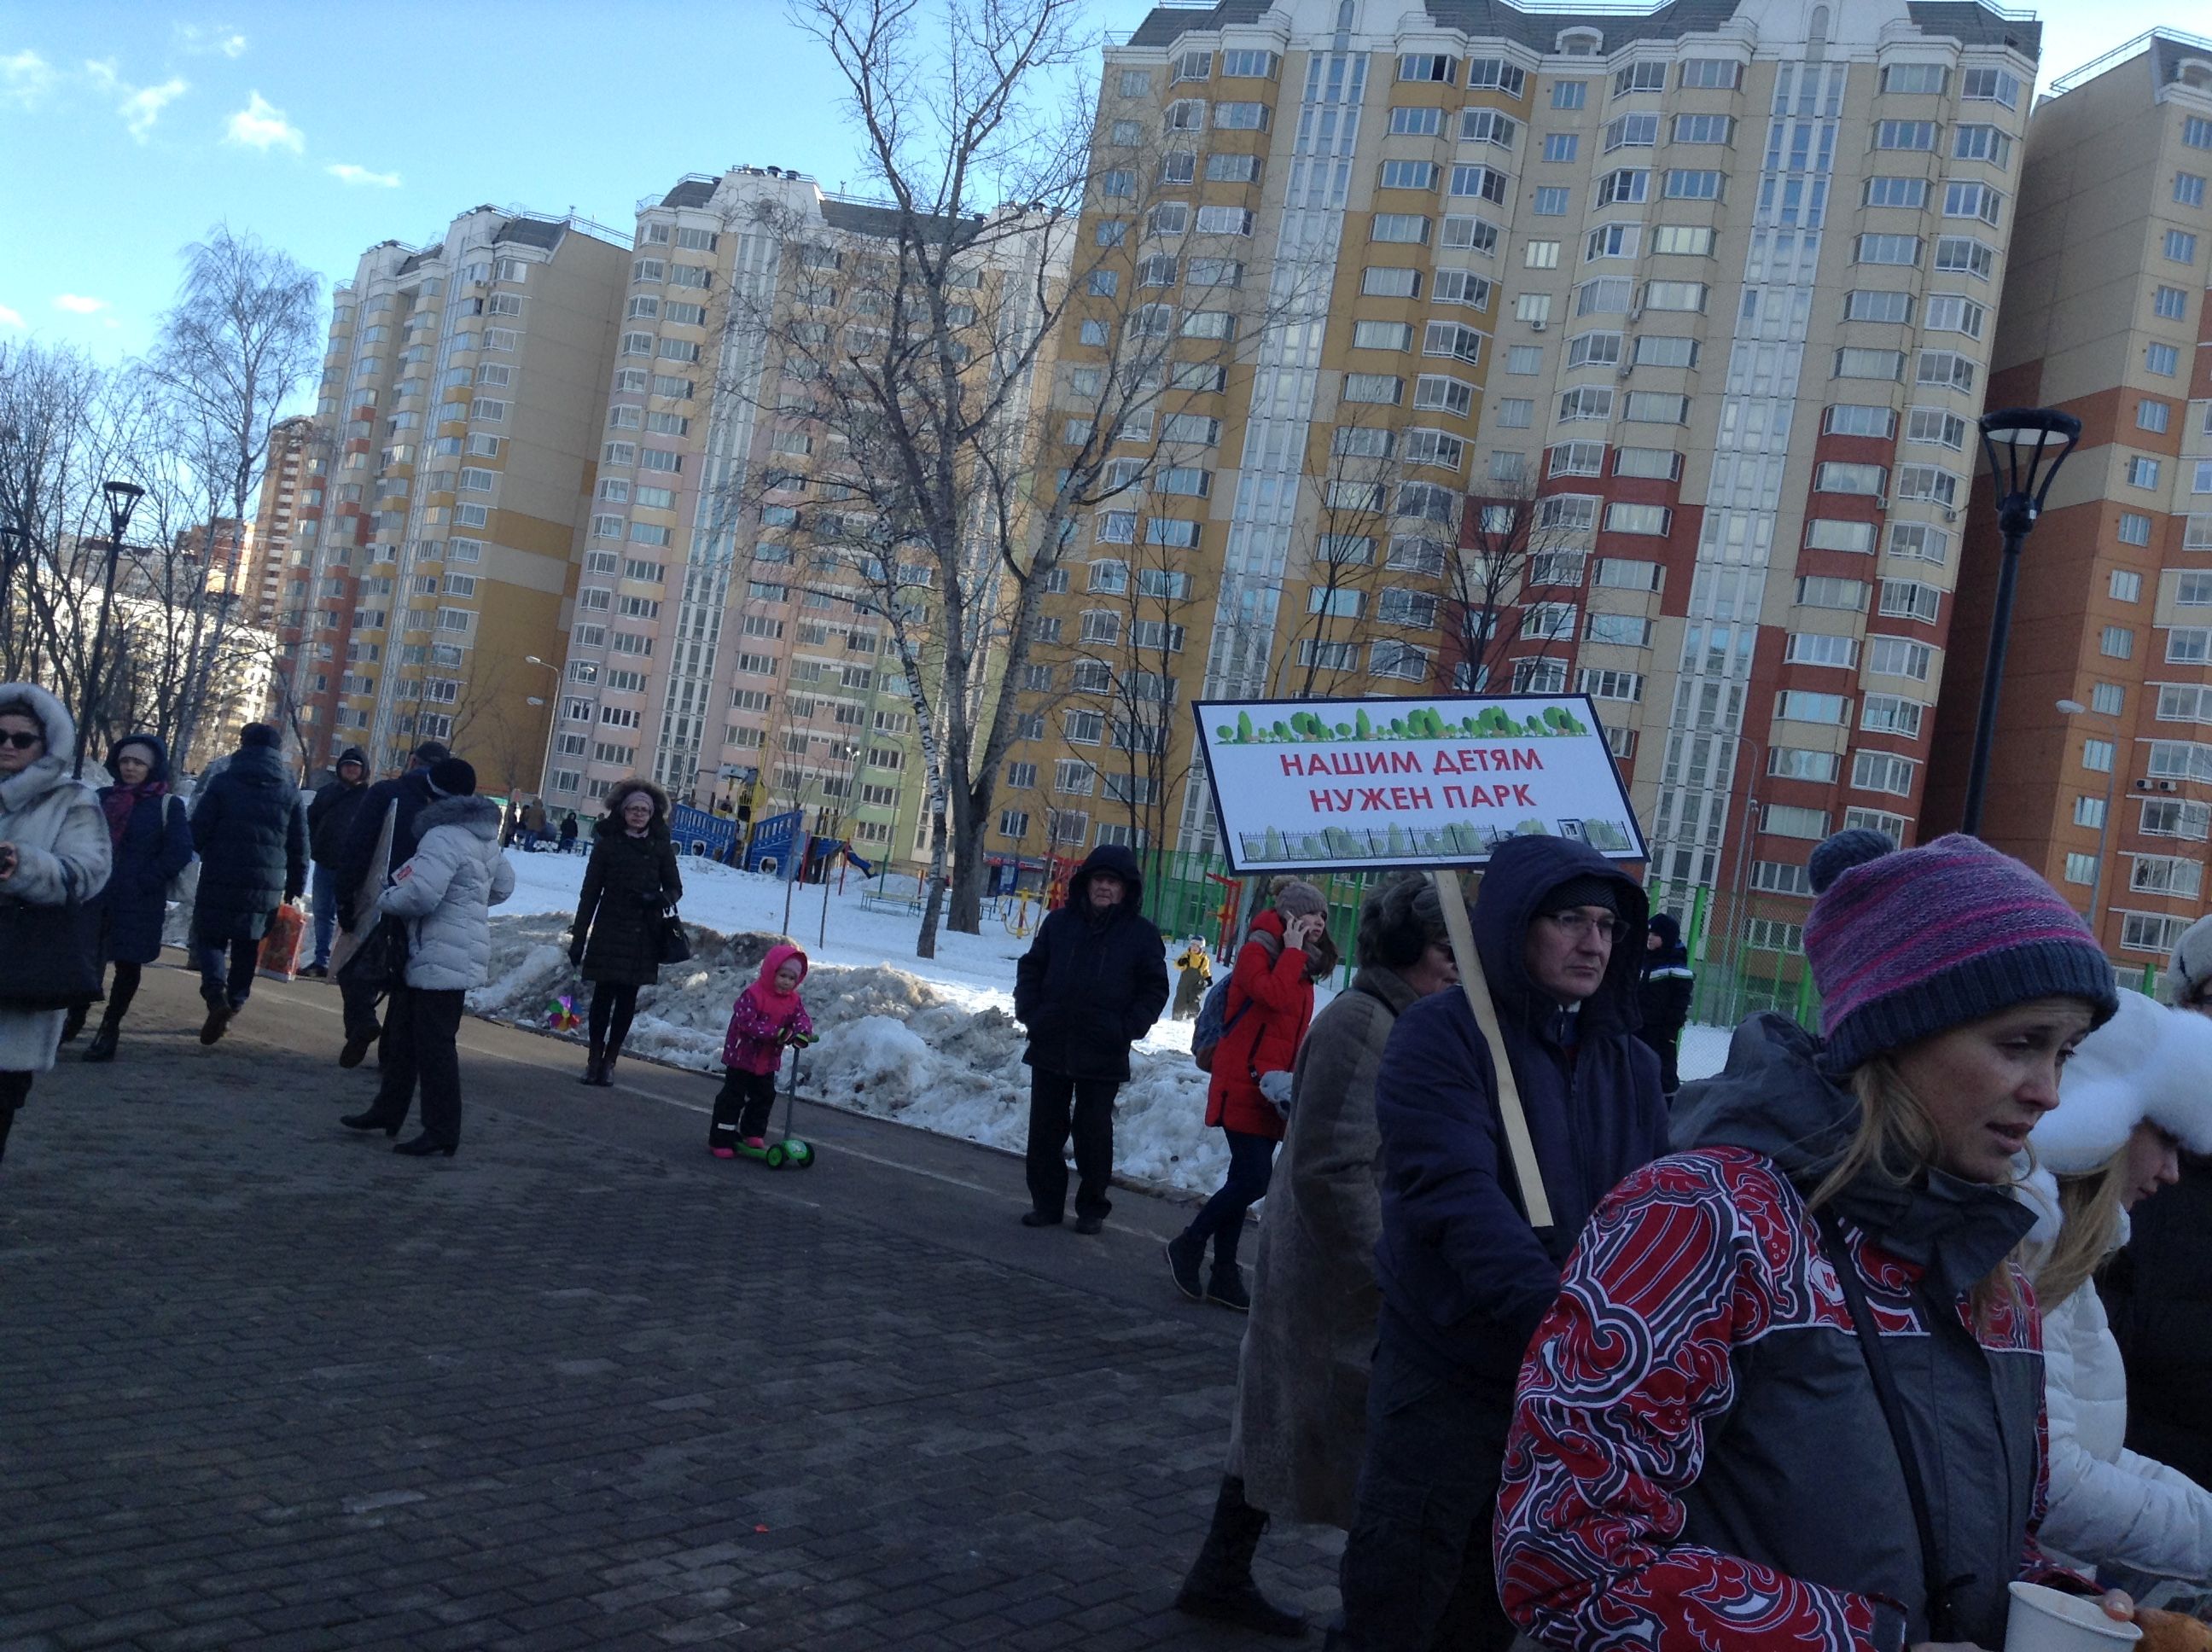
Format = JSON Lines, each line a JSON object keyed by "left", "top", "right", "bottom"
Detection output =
{"left": 639, "top": 888, "right": 667, "bottom": 911}
{"left": 786, "top": 1030, "right": 820, "bottom": 1047}
{"left": 569, "top": 936, "right": 586, "bottom": 967}
{"left": 1259, "top": 1069, "right": 1294, "bottom": 1116}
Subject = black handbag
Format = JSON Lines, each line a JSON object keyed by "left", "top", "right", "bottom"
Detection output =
{"left": 0, "top": 882, "right": 102, "bottom": 1010}
{"left": 335, "top": 914, "right": 411, "bottom": 992}
{"left": 659, "top": 907, "right": 692, "bottom": 966}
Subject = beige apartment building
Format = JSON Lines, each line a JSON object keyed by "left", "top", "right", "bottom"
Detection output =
{"left": 538, "top": 168, "right": 1062, "bottom": 871}
{"left": 280, "top": 206, "right": 628, "bottom": 788}
{"left": 242, "top": 416, "right": 315, "bottom": 630}
{"left": 1004, "top": 0, "right": 2038, "bottom": 990}
{"left": 1924, "top": 32, "right": 2212, "bottom": 968}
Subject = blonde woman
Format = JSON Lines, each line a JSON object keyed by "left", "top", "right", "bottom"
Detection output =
{"left": 1497, "top": 829, "right": 2135, "bottom": 1652}
{"left": 2023, "top": 986, "right": 2212, "bottom": 1599}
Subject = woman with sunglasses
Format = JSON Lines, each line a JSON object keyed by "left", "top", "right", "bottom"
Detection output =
{"left": 1498, "top": 829, "right": 2135, "bottom": 1652}
{"left": 0, "top": 684, "right": 112, "bottom": 1170}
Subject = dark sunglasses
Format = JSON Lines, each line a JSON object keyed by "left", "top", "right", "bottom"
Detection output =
{"left": 0, "top": 731, "right": 44, "bottom": 750}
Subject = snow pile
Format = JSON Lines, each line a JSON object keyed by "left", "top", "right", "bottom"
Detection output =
{"left": 469, "top": 884, "right": 1231, "bottom": 1195}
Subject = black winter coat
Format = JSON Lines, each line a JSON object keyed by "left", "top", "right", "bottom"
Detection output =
{"left": 189, "top": 745, "right": 308, "bottom": 942}
{"left": 93, "top": 734, "right": 195, "bottom": 966}
{"left": 1013, "top": 842, "right": 1170, "bottom": 1084}
{"left": 332, "top": 771, "right": 439, "bottom": 930}
{"left": 307, "top": 775, "right": 370, "bottom": 869}
{"left": 573, "top": 826, "right": 683, "bottom": 986}
{"left": 2102, "top": 1155, "right": 2212, "bottom": 1488}
{"left": 1372, "top": 832, "right": 1668, "bottom": 1390}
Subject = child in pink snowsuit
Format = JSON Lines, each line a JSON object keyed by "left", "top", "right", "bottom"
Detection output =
{"left": 710, "top": 943, "right": 814, "bottom": 1157}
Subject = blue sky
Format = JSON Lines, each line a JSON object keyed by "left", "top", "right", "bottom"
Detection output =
{"left": 0, "top": 0, "right": 2183, "bottom": 386}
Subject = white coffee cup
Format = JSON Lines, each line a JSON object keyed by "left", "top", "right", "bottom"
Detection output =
{"left": 2006, "top": 1582, "right": 2142, "bottom": 1652}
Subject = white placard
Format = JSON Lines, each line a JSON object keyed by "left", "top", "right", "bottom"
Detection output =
{"left": 1192, "top": 694, "right": 1646, "bottom": 873}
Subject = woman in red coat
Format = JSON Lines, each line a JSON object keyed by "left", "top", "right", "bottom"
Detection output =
{"left": 1167, "top": 879, "right": 1330, "bottom": 1311}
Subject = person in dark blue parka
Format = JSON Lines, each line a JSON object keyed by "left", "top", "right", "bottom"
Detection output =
{"left": 188, "top": 723, "right": 307, "bottom": 1045}
{"left": 61, "top": 734, "right": 195, "bottom": 1062}
{"left": 1330, "top": 832, "right": 1668, "bottom": 1652}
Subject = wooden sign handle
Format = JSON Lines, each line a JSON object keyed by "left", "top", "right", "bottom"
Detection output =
{"left": 1430, "top": 870, "right": 1555, "bottom": 1230}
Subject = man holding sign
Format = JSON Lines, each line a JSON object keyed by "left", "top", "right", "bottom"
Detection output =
{"left": 1331, "top": 833, "right": 1668, "bottom": 1651}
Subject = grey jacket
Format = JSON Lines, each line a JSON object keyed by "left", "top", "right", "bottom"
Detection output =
{"left": 1237, "top": 964, "right": 1423, "bottom": 1528}
{"left": 1498, "top": 1013, "right": 2070, "bottom": 1652}
{"left": 375, "top": 796, "right": 515, "bottom": 992}
{"left": 0, "top": 684, "right": 111, "bottom": 1073}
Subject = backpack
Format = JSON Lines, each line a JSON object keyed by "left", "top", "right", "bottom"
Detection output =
{"left": 1190, "top": 929, "right": 1280, "bottom": 1073}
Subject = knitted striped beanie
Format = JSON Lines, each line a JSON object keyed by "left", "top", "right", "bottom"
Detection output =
{"left": 1804, "top": 829, "right": 2118, "bottom": 1075}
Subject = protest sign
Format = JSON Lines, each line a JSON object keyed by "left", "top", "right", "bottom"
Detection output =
{"left": 1192, "top": 694, "right": 1644, "bottom": 874}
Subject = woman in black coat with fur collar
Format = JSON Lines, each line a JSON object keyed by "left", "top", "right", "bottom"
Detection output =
{"left": 569, "top": 777, "right": 682, "bottom": 1086}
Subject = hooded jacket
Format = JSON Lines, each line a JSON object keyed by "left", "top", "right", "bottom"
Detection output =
{"left": 1497, "top": 1011, "right": 2073, "bottom": 1652}
{"left": 0, "top": 684, "right": 111, "bottom": 1073}
{"left": 1371, "top": 832, "right": 1667, "bottom": 1390}
{"left": 1635, "top": 911, "right": 1694, "bottom": 1046}
{"left": 96, "top": 735, "right": 195, "bottom": 965}
{"left": 1012, "top": 842, "right": 1170, "bottom": 1084}
{"left": 723, "top": 942, "right": 814, "bottom": 1073}
{"left": 1205, "top": 906, "right": 1315, "bottom": 1140}
{"left": 306, "top": 746, "right": 370, "bottom": 869}
{"left": 573, "top": 779, "right": 684, "bottom": 986}
{"left": 375, "top": 794, "right": 515, "bottom": 992}
{"left": 188, "top": 741, "right": 308, "bottom": 942}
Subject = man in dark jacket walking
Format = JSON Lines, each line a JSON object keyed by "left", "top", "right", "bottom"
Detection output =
{"left": 330, "top": 740, "right": 448, "bottom": 1066}
{"left": 1012, "top": 843, "right": 1170, "bottom": 1234}
{"left": 188, "top": 723, "right": 308, "bottom": 1045}
{"left": 1330, "top": 834, "right": 1668, "bottom": 1652}
{"left": 1633, "top": 910, "right": 1694, "bottom": 1099}
{"left": 301, "top": 746, "right": 369, "bottom": 977}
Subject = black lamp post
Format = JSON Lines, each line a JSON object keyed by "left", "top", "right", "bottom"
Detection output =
{"left": 1959, "top": 407, "right": 2081, "bottom": 837}
{"left": 76, "top": 479, "right": 145, "bottom": 777}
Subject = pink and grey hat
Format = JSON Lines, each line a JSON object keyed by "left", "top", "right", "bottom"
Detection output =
{"left": 1804, "top": 829, "right": 2118, "bottom": 1074}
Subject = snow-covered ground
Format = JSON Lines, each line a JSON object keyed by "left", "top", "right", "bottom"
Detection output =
{"left": 480, "top": 850, "right": 1230, "bottom": 1195}
{"left": 474, "top": 847, "right": 1743, "bottom": 1197}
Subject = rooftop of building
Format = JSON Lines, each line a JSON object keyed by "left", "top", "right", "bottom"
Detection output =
{"left": 2047, "top": 26, "right": 2212, "bottom": 98}
{"left": 646, "top": 169, "right": 987, "bottom": 247}
{"left": 1124, "top": 0, "right": 2037, "bottom": 58}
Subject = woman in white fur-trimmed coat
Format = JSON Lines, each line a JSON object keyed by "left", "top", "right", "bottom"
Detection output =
{"left": 2024, "top": 986, "right": 2212, "bottom": 1592}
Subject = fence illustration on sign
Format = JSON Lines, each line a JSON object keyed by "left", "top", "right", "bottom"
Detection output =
{"left": 1193, "top": 694, "right": 1644, "bottom": 874}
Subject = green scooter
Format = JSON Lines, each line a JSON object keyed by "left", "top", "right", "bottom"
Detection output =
{"left": 737, "top": 1032, "right": 818, "bottom": 1170}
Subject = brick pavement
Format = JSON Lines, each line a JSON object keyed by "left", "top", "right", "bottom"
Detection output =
{"left": 0, "top": 962, "right": 1346, "bottom": 1651}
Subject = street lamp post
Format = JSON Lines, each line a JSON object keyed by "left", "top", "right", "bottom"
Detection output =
{"left": 2057, "top": 696, "right": 2122, "bottom": 944}
{"left": 1960, "top": 408, "right": 2082, "bottom": 836}
{"left": 76, "top": 480, "right": 145, "bottom": 777}
{"left": 523, "top": 654, "right": 562, "bottom": 803}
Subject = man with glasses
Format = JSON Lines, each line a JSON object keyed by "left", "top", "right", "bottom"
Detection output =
{"left": 1330, "top": 833, "right": 1669, "bottom": 1652}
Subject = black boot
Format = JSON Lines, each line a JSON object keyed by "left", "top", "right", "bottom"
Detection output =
{"left": 83, "top": 1016, "right": 121, "bottom": 1062}
{"left": 1174, "top": 1476, "right": 1305, "bottom": 1637}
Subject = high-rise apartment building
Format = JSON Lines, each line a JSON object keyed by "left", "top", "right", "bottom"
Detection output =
{"left": 242, "top": 416, "right": 315, "bottom": 629}
{"left": 538, "top": 168, "right": 1062, "bottom": 870}
{"left": 1002, "top": 0, "right": 2035, "bottom": 998}
{"left": 1924, "top": 32, "right": 2212, "bottom": 966}
{"left": 281, "top": 206, "right": 627, "bottom": 788}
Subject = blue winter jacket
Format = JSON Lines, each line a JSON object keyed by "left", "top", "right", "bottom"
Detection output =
{"left": 95, "top": 735, "right": 195, "bottom": 965}
{"left": 1371, "top": 833, "right": 1669, "bottom": 1390}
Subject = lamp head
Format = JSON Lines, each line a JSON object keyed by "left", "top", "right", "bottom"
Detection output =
{"left": 1977, "top": 407, "right": 2081, "bottom": 535}
{"left": 2056, "top": 698, "right": 2087, "bottom": 717}
{"left": 101, "top": 479, "right": 145, "bottom": 538}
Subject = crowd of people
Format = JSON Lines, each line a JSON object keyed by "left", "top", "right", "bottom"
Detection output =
{"left": 7, "top": 666, "right": 2212, "bottom": 1649}
{"left": 1008, "top": 829, "right": 2212, "bottom": 1650}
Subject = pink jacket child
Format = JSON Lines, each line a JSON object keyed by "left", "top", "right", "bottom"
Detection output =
{"left": 708, "top": 943, "right": 816, "bottom": 1156}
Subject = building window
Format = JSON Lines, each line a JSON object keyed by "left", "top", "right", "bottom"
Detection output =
{"left": 2128, "top": 456, "right": 2163, "bottom": 487}
{"left": 2101, "top": 625, "right": 2135, "bottom": 659}
{"left": 2165, "top": 230, "right": 2200, "bottom": 264}
{"left": 2147, "top": 344, "right": 2180, "bottom": 377}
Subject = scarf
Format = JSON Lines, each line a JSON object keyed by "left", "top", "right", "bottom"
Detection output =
{"left": 101, "top": 779, "right": 165, "bottom": 848}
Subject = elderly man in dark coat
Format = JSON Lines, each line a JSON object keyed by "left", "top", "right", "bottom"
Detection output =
{"left": 302, "top": 745, "right": 369, "bottom": 977}
{"left": 188, "top": 723, "right": 307, "bottom": 1045}
{"left": 329, "top": 740, "right": 449, "bottom": 1066}
{"left": 1012, "top": 842, "right": 1170, "bottom": 1235}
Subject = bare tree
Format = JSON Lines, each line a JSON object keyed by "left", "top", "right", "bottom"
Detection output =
{"left": 143, "top": 224, "right": 322, "bottom": 770}
{"left": 704, "top": 0, "right": 1304, "bottom": 956}
{"left": 1442, "top": 474, "right": 1585, "bottom": 695}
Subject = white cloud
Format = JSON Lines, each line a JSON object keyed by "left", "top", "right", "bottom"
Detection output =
{"left": 174, "top": 24, "right": 247, "bottom": 58}
{"left": 224, "top": 90, "right": 301, "bottom": 153}
{"left": 54, "top": 294, "right": 108, "bottom": 315}
{"left": 80, "top": 59, "right": 189, "bottom": 138}
{"left": 327, "top": 161, "right": 400, "bottom": 189}
{"left": 2, "top": 48, "right": 55, "bottom": 107}
{"left": 0, "top": 305, "right": 25, "bottom": 330}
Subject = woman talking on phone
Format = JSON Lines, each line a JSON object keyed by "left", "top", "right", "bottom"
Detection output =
{"left": 0, "top": 683, "right": 111, "bottom": 1170}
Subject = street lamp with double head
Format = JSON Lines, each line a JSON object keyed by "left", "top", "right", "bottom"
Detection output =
{"left": 76, "top": 480, "right": 145, "bottom": 777}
